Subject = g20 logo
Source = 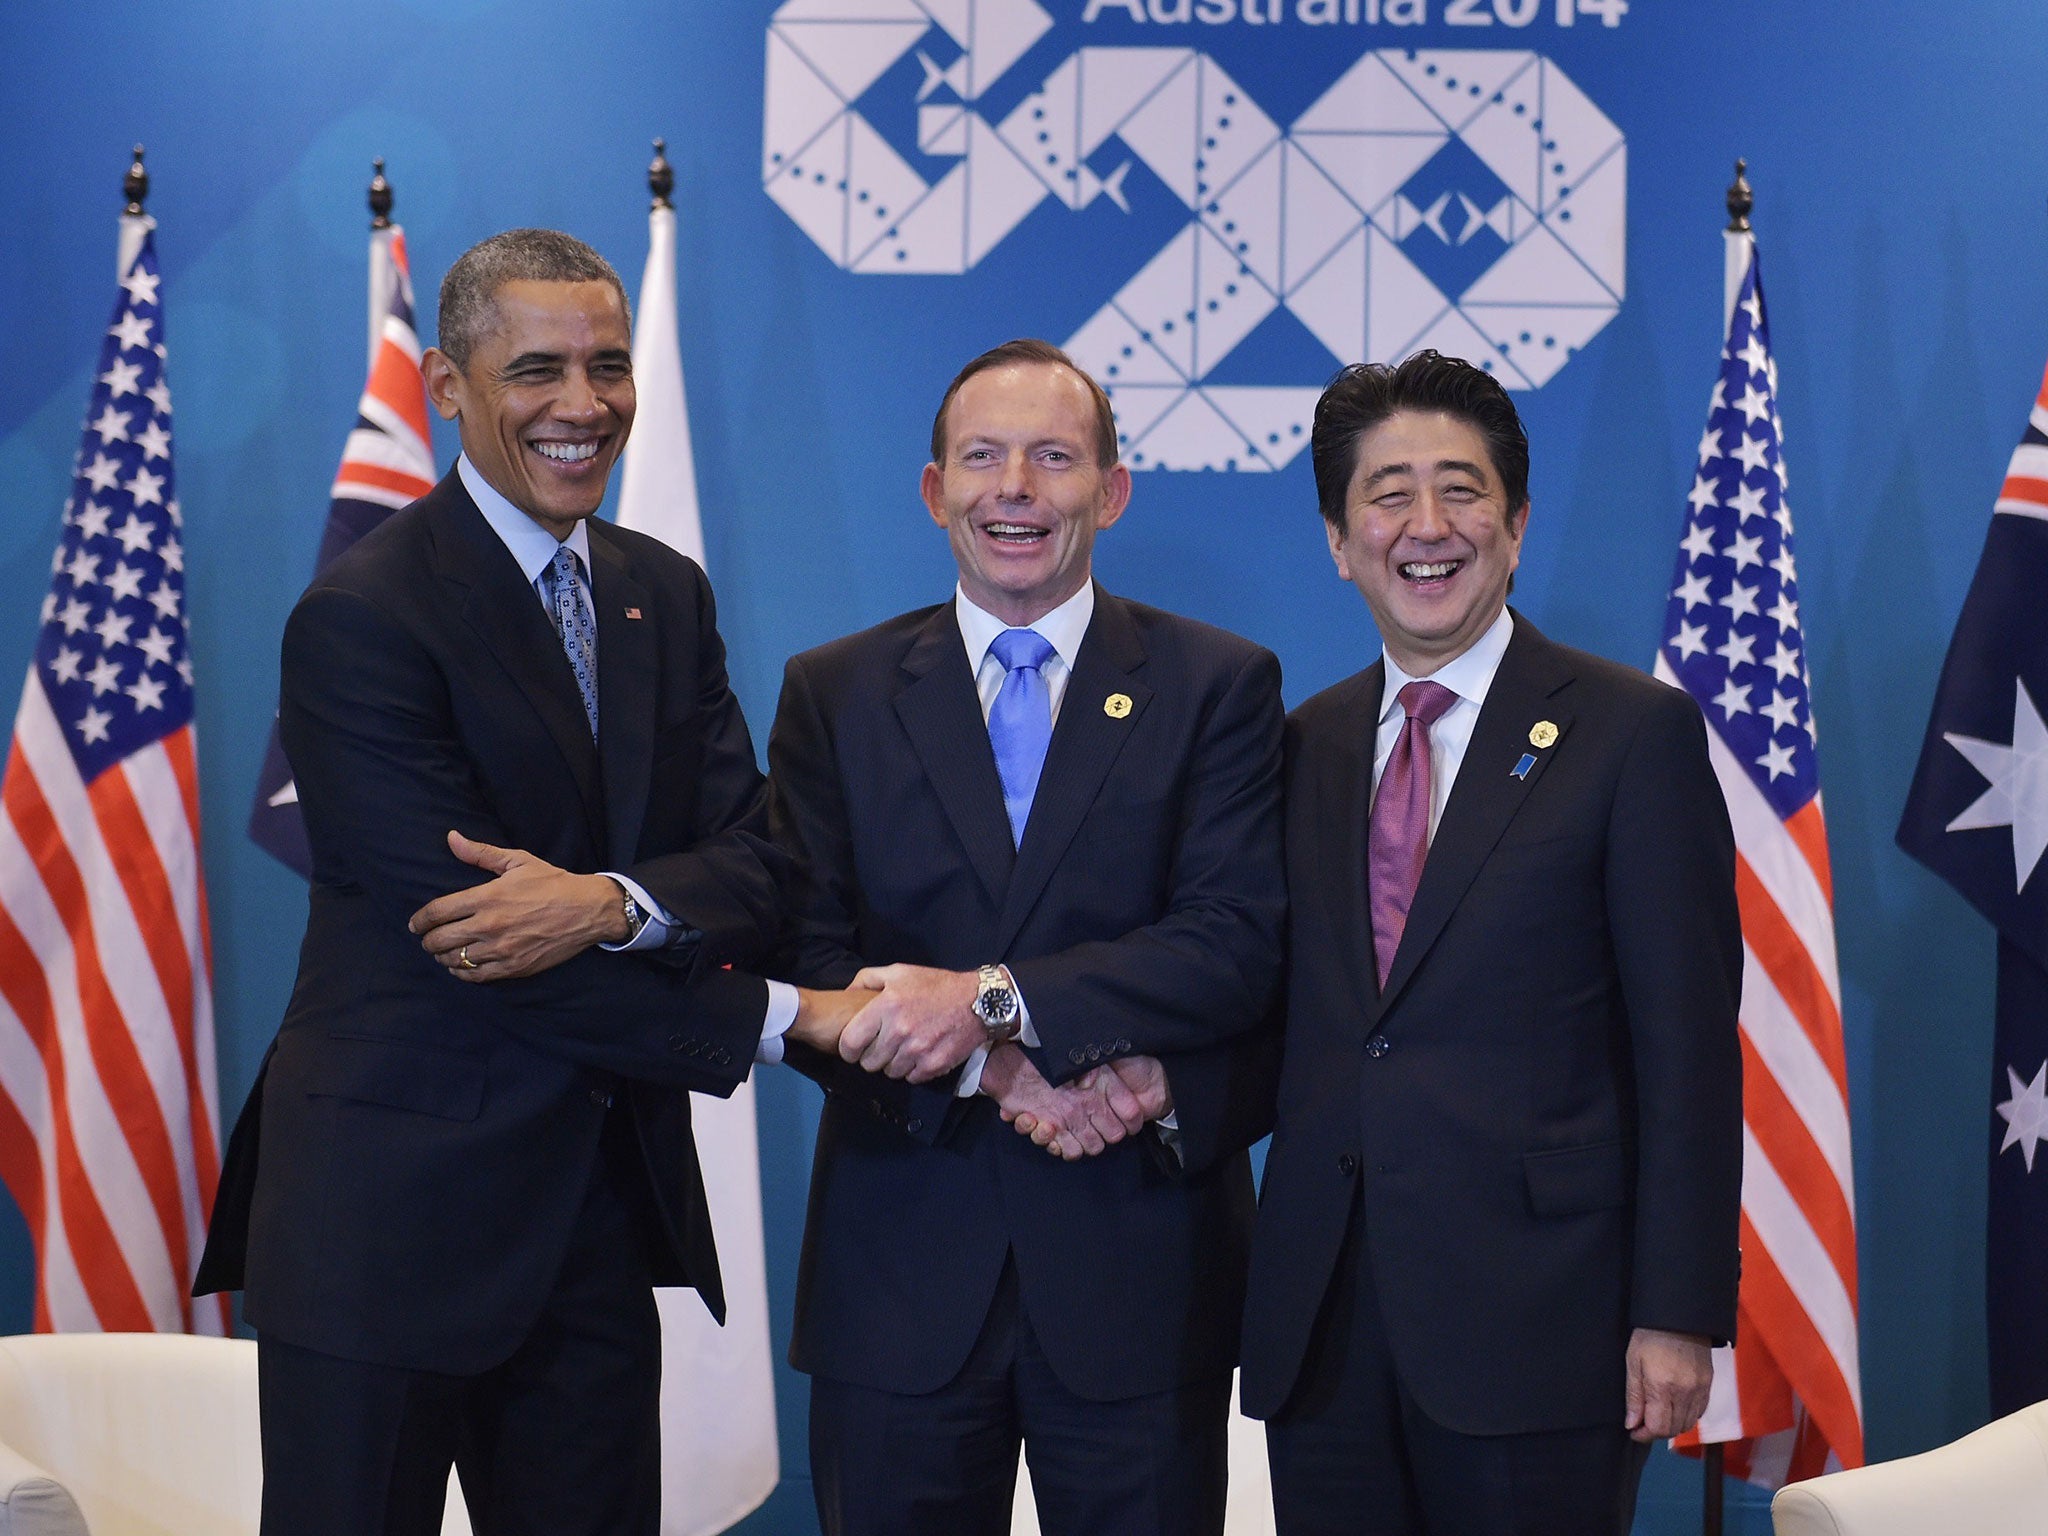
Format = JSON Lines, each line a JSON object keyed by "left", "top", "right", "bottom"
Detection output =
{"left": 764, "top": 0, "right": 1623, "bottom": 470}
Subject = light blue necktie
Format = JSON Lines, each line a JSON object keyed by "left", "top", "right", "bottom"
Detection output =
{"left": 543, "top": 545, "right": 598, "bottom": 739}
{"left": 988, "top": 627, "right": 1055, "bottom": 846}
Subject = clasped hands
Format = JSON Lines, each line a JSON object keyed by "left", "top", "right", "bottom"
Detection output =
{"left": 791, "top": 964, "right": 1172, "bottom": 1161}
{"left": 408, "top": 836, "right": 1169, "bottom": 1162}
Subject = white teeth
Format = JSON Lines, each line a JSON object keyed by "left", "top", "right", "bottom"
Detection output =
{"left": 987, "top": 523, "right": 1046, "bottom": 538}
{"left": 534, "top": 441, "right": 598, "bottom": 463}
{"left": 1403, "top": 560, "right": 1459, "bottom": 579}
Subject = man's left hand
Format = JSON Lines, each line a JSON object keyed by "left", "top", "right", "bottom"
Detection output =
{"left": 1623, "top": 1327, "right": 1714, "bottom": 1443}
{"left": 408, "top": 830, "right": 627, "bottom": 983}
{"left": 837, "top": 963, "right": 982, "bottom": 1081}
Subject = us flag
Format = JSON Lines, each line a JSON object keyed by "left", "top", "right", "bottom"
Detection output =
{"left": 0, "top": 222, "right": 228, "bottom": 1333}
{"left": 1897, "top": 349, "right": 2048, "bottom": 1418}
{"left": 1656, "top": 243, "right": 1864, "bottom": 1485}
{"left": 248, "top": 223, "right": 435, "bottom": 875}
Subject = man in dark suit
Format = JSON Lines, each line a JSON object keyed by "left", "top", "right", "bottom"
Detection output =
{"left": 767, "top": 339, "right": 1286, "bottom": 1536}
{"left": 197, "top": 229, "right": 856, "bottom": 1536}
{"left": 1240, "top": 352, "right": 1744, "bottom": 1535}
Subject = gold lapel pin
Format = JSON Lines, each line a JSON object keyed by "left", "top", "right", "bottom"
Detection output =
{"left": 1529, "top": 720, "right": 1558, "bottom": 749}
{"left": 1104, "top": 693, "right": 1133, "bottom": 719}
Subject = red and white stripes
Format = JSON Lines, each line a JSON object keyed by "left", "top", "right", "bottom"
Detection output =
{"left": 0, "top": 677, "right": 226, "bottom": 1334}
{"left": 1662, "top": 654, "right": 1863, "bottom": 1483}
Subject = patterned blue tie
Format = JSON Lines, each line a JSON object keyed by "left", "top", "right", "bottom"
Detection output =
{"left": 543, "top": 545, "right": 598, "bottom": 739}
{"left": 988, "top": 627, "right": 1055, "bottom": 846}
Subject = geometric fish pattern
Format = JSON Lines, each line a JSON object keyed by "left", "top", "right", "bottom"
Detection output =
{"left": 763, "top": 1, "right": 1624, "bottom": 470}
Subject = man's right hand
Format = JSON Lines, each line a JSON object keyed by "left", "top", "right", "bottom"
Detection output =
{"left": 980, "top": 1045, "right": 1169, "bottom": 1159}
{"left": 786, "top": 983, "right": 880, "bottom": 1054}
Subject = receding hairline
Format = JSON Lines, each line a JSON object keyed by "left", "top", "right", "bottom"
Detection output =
{"left": 435, "top": 228, "right": 629, "bottom": 369}
{"left": 932, "top": 358, "right": 1109, "bottom": 461}
{"left": 458, "top": 280, "right": 632, "bottom": 364}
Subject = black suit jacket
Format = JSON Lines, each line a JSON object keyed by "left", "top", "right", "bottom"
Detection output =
{"left": 1240, "top": 613, "right": 1743, "bottom": 1435}
{"left": 767, "top": 589, "right": 1285, "bottom": 1401}
{"left": 196, "top": 473, "right": 782, "bottom": 1375}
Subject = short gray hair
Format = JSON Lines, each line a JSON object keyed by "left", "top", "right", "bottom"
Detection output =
{"left": 436, "top": 228, "right": 630, "bottom": 368}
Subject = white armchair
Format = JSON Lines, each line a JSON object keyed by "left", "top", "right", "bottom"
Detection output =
{"left": 1771, "top": 1399, "right": 2048, "bottom": 1535}
{"left": 0, "top": 1334, "right": 470, "bottom": 1536}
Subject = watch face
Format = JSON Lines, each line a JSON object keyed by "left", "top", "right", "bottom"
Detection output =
{"left": 977, "top": 987, "right": 1017, "bottom": 1025}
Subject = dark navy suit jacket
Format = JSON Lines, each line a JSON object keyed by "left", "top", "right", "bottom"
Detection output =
{"left": 768, "top": 588, "right": 1285, "bottom": 1401}
{"left": 1241, "top": 612, "right": 1743, "bottom": 1434}
{"left": 197, "top": 472, "right": 782, "bottom": 1375}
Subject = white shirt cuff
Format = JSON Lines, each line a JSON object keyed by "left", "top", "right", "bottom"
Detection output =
{"left": 956, "top": 1045, "right": 989, "bottom": 1097}
{"left": 963, "top": 970, "right": 1039, "bottom": 1098}
{"left": 757, "top": 979, "right": 799, "bottom": 1064}
{"left": 596, "top": 874, "right": 686, "bottom": 953}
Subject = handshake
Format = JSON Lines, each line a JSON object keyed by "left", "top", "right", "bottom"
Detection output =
{"left": 788, "top": 963, "right": 1173, "bottom": 1161}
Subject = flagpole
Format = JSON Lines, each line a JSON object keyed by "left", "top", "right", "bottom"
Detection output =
{"left": 118, "top": 145, "right": 152, "bottom": 278}
{"left": 1693, "top": 156, "right": 1749, "bottom": 1536}
{"left": 1690, "top": 158, "right": 1752, "bottom": 1536}
{"left": 1724, "top": 158, "right": 1753, "bottom": 326}
{"left": 367, "top": 158, "right": 394, "bottom": 372}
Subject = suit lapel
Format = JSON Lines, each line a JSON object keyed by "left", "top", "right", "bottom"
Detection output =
{"left": 893, "top": 606, "right": 1016, "bottom": 906}
{"left": 1314, "top": 665, "right": 1385, "bottom": 1022}
{"left": 994, "top": 590, "right": 1150, "bottom": 954}
{"left": 429, "top": 480, "right": 606, "bottom": 850}
{"left": 589, "top": 525, "right": 654, "bottom": 869}
{"left": 1374, "top": 613, "right": 1575, "bottom": 1019}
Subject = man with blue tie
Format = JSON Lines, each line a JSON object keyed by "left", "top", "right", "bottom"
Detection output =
{"left": 199, "top": 229, "right": 862, "bottom": 1536}
{"left": 766, "top": 338, "right": 1287, "bottom": 1536}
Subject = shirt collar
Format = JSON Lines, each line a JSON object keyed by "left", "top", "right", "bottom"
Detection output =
{"left": 1379, "top": 605, "right": 1515, "bottom": 724}
{"left": 458, "top": 452, "right": 594, "bottom": 588}
{"left": 955, "top": 581, "right": 1096, "bottom": 673}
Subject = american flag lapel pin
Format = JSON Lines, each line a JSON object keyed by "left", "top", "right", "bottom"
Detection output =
{"left": 624, "top": 607, "right": 643, "bottom": 620}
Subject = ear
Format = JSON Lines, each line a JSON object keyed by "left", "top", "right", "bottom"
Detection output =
{"left": 921, "top": 461, "right": 949, "bottom": 528}
{"left": 421, "top": 348, "right": 463, "bottom": 423}
{"left": 1325, "top": 514, "right": 1352, "bottom": 582}
{"left": 1095, "top": 461, "right": 1132, "bottom": 531}
{"left": 1506, "top": 499, "right": 1530, "bottom": 570}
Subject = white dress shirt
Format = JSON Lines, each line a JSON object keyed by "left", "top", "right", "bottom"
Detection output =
{"left": 945, "top": 583, "right": 1095, "bottom": 1094}
{"left": 460, "top": 455, "right": 797, "bottom": 1055}
{"left": 1371, "top": 605, "right": 1516, "bottom": 831}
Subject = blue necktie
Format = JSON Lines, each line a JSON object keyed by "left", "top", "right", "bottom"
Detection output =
{"left": 988, "top": 627, "right": 1055, "bottom": 846}
{"left": 543, "top": 545, "right": 598, "bottom": 739}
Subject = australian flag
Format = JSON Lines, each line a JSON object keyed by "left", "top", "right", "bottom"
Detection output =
{"left": 247, "top": 227, "right": 435, "bottom": 874}
{"left": 1898, "top": 352, "right": 2048, "bottom": 1418}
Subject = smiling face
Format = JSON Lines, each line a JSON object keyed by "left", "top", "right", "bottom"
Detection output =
{"left": 921, "top": 360, "right": 1131, "bottom": 626}
{"left": 1328, "top": 408, "right": 1528, "bottom": 676}
{"left": 423, "top": 278, "right": 634, "bottom": 539}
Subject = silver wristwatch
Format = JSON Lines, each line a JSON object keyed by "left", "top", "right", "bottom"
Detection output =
{"left": 972, "top": 963, "right": 1022, "bottom": 1043}
{"left": 615, "top": 881, "right": 650, "bottom": 945}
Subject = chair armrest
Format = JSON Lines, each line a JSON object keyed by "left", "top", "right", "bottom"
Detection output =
{"left": 0, "top": 1441, "right": 87, "bottom": 1536}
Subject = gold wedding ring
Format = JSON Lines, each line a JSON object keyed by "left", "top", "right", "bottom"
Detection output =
{"left": 459, "top": 945, "right": 478, "bottom": 970}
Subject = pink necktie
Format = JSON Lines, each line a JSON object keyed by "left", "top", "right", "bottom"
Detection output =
{"left": 1369, "top": 680, "right": 1458, "bottom": 988}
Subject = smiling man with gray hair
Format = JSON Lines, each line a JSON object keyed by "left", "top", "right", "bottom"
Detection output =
{"left": 199, "top": 228, "right": 861, "bottom": 1536}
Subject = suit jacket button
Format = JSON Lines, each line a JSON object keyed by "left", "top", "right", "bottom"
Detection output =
{"left": 668, "top": 1033, "right": 686, "bottom": 1052}
{"left": 713, "top": 1048, "right": 731, "bottom": 1066}
{"left": 1365, "top": 1034, "right": 1391, "bottom": 1059}
{"left": 906, "top": 1118, "right": 923, "bottom": 1135}
{"left": 1115, "top": 1037, "right": 1131, "bottom": 1053}
{"left": 1069, "top": 1048, "right": 1087, "bottom": 1065}
{"left": 1338, "top": 1153, "right": 1358, "bottom": 1176}
{"left": 1086, "top": 1045, "right": 1103, "bottom": 1063}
